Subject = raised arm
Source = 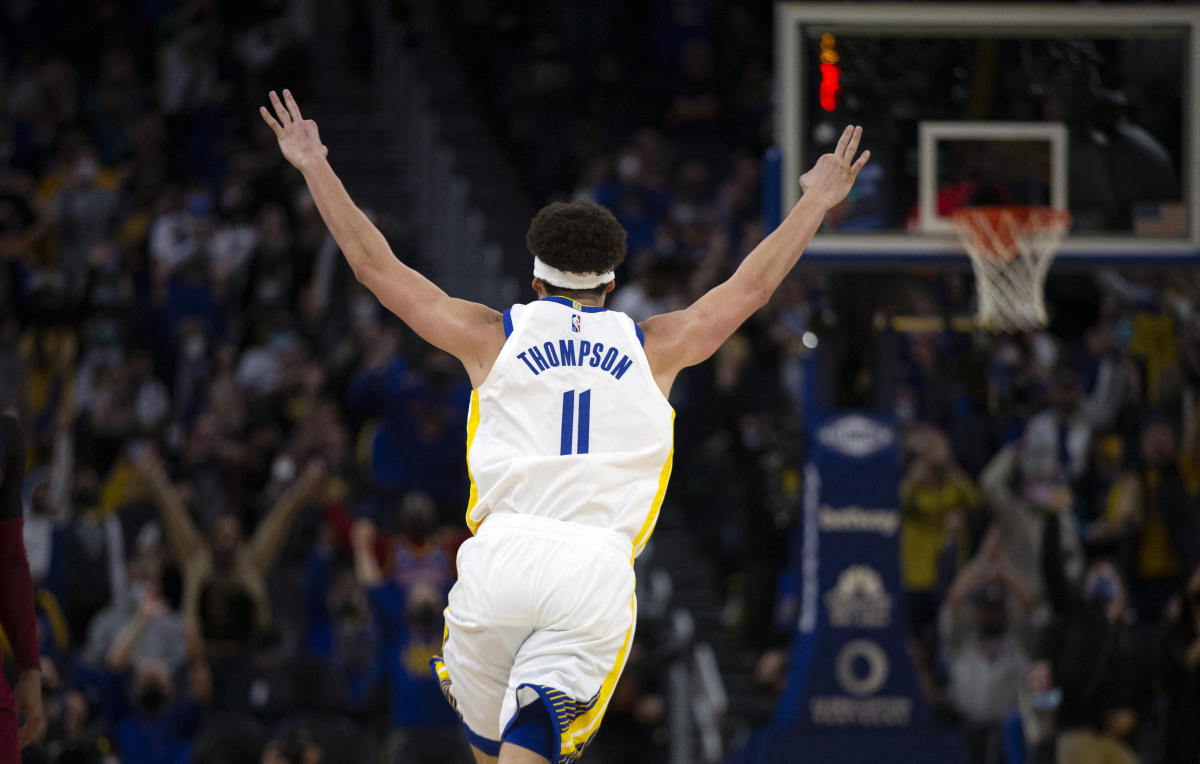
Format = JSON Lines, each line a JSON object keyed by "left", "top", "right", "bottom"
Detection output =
{"left": 350, "top": 518, "right": 384, "bottom": 587}
{"left": 135, "top": 449, "right": 204, "bottom": 568}
{"left": 260, "top": 90, "right": 505, "bottom": 387}
{"left": 246, "top": 460, "right": 326, "bottom": 574}
{"left": 639, "top": 126, "right": 869, "bottom": 394}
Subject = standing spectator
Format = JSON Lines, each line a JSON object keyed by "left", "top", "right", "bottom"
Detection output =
{"left": 1159, "top": 562, "right": 1200, "bottom": 764}
{"left": 900, "top": 427, "right": 978, "bottom": 645}
{"left": 1033, "top": 512, "right": 1154, "bottom": 764}
{"left": 350, "top": 519, "right": 460, "bottom": 762}
{"left": 1022, "top": 368, "right": 1094, "bottom": 483}
{"left": 90, "top": 550, "right": 185, "bottom": 675}
{"left": 44, "top": 142, "right": 120, "bottom": 276}
{"left": 388, "top": 491, "right": 454, "bottom": 594}
{"left": 102, "top": 626, "right": 212, "bottom": 764}
{"left": 1106, "top": 418, "right": 1200, "bottom": 621}
{"left": 303, "top": 531, "right": 379, "bottom": 710}
{"left": 135, "top": 447, "right": 326, "bottom": 654}
{"left": 980, "top": 443, "right": 1085, "bottom": 608}
{"left": 939, "top": 524, "right": 1036, "bottom": 764}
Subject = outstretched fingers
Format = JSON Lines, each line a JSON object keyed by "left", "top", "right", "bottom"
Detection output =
{"left": 844, "top": 125, "right": 862, "bottom": 161}
{"left": 269, "top": 90, "right": 291, "bottom": 127}
{"left": 851, "top": 149, "right": 871, "bottom": 175}
{"left": 283, "top": 89, "right": 303, "bottom": 122}
{"left": 259, "top": 106, "right": 283, "bottom": 138}
{"left": 834, "top": 125, "right": 853, "bottom": 160}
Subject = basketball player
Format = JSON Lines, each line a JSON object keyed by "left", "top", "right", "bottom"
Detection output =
{"left": 261, "top": 89, "right": 867, "bottom": 764}
{"left": 1, "top": 413, "right": 45, "bottom": 760}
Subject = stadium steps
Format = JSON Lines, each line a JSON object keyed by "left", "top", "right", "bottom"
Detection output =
{"left": 304, "top": 2, "right": 412, "bottom": 219}
{"left": 401, "top": 6, "right": 537, "bottom": 285}
{"left": 650, "top": 504, "right": 774, "bottom": 748}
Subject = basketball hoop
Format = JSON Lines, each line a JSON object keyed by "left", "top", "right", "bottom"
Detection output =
{"left": 951, "top": 206, "right": 1071, "bottom": 333}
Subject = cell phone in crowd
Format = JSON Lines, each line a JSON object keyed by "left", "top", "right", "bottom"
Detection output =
{"left": 1029, "top": 688, "right": 1063, "bottom": 711}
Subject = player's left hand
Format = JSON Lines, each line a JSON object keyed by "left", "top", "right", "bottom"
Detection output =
{"left": 14, "top": 668, "right": 45, "bottom": 748}
{"left": 799, "top": 125, "right": 870, "bottom": 210}
{"left": 260, "top": 89, "right": 329, "bottom": 170}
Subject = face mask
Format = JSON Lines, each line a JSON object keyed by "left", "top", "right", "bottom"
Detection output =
{"left": 139, "top": 686, "right": 168, "bottom": 715}
{"left": 184, "top": 335, "right": 206, "bottom": 361}
{"left": 73, "top": 488, "right": 98, "bottom": 509}
{"left": 979, "top": 622, "right": 1006, "bottom": 638}
{"left": 409, "top": 604, "right": 439, "bottom": 633}
{"left": 185, "top": 192, "right": 213, "bottom": 217}
{"left": 75, "top": 157, "right": 99, "bottom": 183}
{"left": 1087, "top": 576, "right": 1117, "bottom": 608}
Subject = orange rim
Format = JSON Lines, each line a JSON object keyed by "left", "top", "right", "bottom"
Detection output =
{"left": 952, "top": 206, "right": 1071, "bottom": 260}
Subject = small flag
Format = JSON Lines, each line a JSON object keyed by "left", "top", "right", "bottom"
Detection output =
{"left": 1133, "top": 201, "right": 1186, "bottom": 237}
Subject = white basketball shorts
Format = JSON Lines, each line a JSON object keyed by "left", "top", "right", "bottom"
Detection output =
{"left": 431, "top": 513, "right": 637, "bottom": 763}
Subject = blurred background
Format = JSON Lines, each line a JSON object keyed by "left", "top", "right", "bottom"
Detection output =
{"left": 1, "top": 1, "right": 1198, "bottom": 764}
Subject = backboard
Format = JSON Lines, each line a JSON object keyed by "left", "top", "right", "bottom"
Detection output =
{"left": 775, "top": 3, "right": 1200, "bottom": 263}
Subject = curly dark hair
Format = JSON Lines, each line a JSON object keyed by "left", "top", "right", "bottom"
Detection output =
{"left": 526, "top": 201, "right": 626, "bottom": 298}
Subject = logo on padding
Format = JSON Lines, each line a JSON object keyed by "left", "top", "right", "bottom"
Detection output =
{"left": 817, "top": 415, "right": 894, "bottom": 458}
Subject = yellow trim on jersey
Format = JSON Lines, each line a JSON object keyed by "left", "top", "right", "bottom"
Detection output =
{"left": 562, "top": 594, "right": 637, "bottom": 756}
{"left": 630, "top": 411, "right": 675, "bottom": 559}
{"left": 464, "top": 390, "right": 482, "bottom": 534}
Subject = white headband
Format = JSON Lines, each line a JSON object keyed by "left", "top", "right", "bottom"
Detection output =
{"left": 533, "top": 257, "right": 614, "bottom": 290}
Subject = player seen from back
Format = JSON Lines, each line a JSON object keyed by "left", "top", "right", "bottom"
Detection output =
{"left": 261, "top": 89, "right": 868, "bottom": 764}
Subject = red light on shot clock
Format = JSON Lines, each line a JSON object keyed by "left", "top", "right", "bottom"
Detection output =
{"left": 818, "top": 33, "right": 840, "bottom": 112}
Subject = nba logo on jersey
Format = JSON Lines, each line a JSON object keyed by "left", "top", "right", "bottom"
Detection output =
{"left": 571, "top": 314, "right": 581, "bottom": 332}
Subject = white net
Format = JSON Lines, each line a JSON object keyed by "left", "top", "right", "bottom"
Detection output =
{"left": 952, "top": 207, "right": 1071, "bottom": 333}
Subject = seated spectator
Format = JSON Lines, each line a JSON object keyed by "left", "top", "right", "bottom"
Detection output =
{"left": 939, "top": 524, "right": 1036, "bottom": 764}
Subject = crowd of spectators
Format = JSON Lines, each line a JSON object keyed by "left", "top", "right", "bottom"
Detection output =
{"left": 3, "top": 1, "right": 1200, "bottom": 764}
{"left": 0, "top": 1, "right": 497, "bottom": 763}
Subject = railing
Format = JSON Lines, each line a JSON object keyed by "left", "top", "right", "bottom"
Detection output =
{"left": 638, "top": 549, "right": 727, "bottom": 763}
{"left": 367, "top": 0, "right": 511, "bottom": 308}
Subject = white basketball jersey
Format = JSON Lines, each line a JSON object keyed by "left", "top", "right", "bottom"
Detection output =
{"left": 464, "top": 296, "right": 674, "bottom": 558}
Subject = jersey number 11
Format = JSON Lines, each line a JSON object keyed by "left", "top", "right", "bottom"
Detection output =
{"left": 560, "top": 389, "right": 591, "bottom": 455}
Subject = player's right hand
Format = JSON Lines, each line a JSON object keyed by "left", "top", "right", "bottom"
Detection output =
{"left": 799, "top": 125, "right": 870, "bottom": 210}
{"left": 260, "top": 89, "right": 329, "bottom": 170}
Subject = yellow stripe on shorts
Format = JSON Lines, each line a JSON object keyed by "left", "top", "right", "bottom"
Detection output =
{"left": 561, "top": 593, "right": 637, "bottom": 759}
